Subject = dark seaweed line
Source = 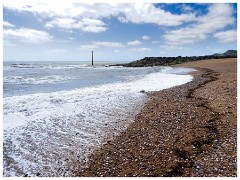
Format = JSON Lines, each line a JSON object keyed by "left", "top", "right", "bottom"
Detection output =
{"left": 163, "top": 68, "right": 221, "bottom": 177}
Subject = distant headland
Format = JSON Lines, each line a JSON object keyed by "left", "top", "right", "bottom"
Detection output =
{"left": 114, "top": 50, "right": 237, "bottom": 67}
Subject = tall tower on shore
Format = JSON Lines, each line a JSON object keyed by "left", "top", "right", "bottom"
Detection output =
{"left": 92, "top": 51, "right": 93, "bottom": 66}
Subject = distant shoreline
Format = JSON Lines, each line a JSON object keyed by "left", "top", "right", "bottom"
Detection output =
{"left": 113, "top": 50, "right": 237, "bottom": 67}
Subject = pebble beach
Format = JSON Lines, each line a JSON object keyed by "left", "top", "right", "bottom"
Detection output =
{"left": 75, "top": 58, "right": 237, "bottom": 177}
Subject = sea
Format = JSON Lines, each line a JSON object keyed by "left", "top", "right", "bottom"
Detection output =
{"left": 3, "top": 61, "right": 195, "bottom": 177}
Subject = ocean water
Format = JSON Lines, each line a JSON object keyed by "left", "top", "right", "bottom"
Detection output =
{"left": 3, "top": 61, "right": 194, "bottom": 177}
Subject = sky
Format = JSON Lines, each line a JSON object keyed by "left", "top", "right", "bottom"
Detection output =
{"left": 2, "top": 0, "right": 238, "bottom": 62}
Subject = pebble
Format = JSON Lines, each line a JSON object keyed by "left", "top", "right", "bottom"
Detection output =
{"left": 76, "top": 59, "right": 237, "bottom": 177}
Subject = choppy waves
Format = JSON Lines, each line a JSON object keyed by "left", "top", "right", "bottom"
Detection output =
{"left": 4, "top": 75, "right": 77, "bottom": 85}
{"left": 3, "top": 68, "right": 193, "bottom": 177}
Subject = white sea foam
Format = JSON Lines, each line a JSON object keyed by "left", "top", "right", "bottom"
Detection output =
{"left": 8, "top": 63, "right": 117, "bottom": 70}
{"left": 49, "top": 64, "right": 89, "bottom": 69}
{"left": 3, "top": 71, "right": 193, "bottom": 177}
{"left": 10, "top": 64, "right": 42, "bottom": 68}
{"left": 4, "top": 75, "right": 77, "bottom": 85}
{"left": 8, "top": 63, "right": 90, "bottom": 69}
{"left": 162, "top": 67, "right": 197, "bottom": 74}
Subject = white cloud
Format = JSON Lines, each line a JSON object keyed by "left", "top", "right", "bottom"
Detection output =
{"left": 3, "top": 1, "right": 114, "bottom": 33}
{"left": 128, "top": 40, "right": 142, "bottom": 46}
{"left": 131, "top": 48, "right": 151, "bottom": 51}
{"left": 81, "top": 18, "right": 107, "bottom": 33}
{"left": 164, "top": 4, "right": 235, "bottom": 45}
{"left": 3, "top": 1, "right": 197, "bottom": 34}
{"left": 117, "top": 3, "right": 196, "bottom": 26}
{"left": 142, "top": 36, "right": 150, "bottom": 40}
{"left": 45, "top": 17, "right": 107, "bottom": 33}
{"left": 3, "top": 28, "right": 53, "bottom": 44}
{"left": 78, "top": 44, "right": 99, "bottom": 50}
{"left": 3, "top": 0, "right": 84, "bottom": 17}
{"left": 3, "top": 21, "right": 15, "bottom": 28}
{"left": 214, "top": 30, "right": 237, "bottom": 43}
{"left": 164, "top": 31, "right": 208, "bottom": 44}
{"left": 81, "top": 26, "right": 107, "bottom": 33}
{"left": 93, "top": 41, "right": 125, "bottom": 48}
{"left": 178, "top": 4, "right": 194, "bottom": 12}
{"left": 45, "top": 18, "right": 80, "bottom": 29}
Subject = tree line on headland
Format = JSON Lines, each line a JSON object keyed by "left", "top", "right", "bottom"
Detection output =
{"left": 114, "top": 50, "right": 237, "bottom": 67}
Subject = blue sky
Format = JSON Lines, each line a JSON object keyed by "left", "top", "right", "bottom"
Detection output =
{"left": 3, "top": 1, "right": 237, "bottom": 62}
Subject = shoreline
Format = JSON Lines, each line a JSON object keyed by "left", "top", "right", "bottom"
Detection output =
{"left": 3, "top": 63, "right": 194, "bottom": 177}
{"left": 75, "top": 58, "right": 237, "bottom": 177}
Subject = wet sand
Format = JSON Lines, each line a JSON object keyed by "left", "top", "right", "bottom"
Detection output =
{"left": 75, "top": 58, "right": 237, "bottom": 177}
